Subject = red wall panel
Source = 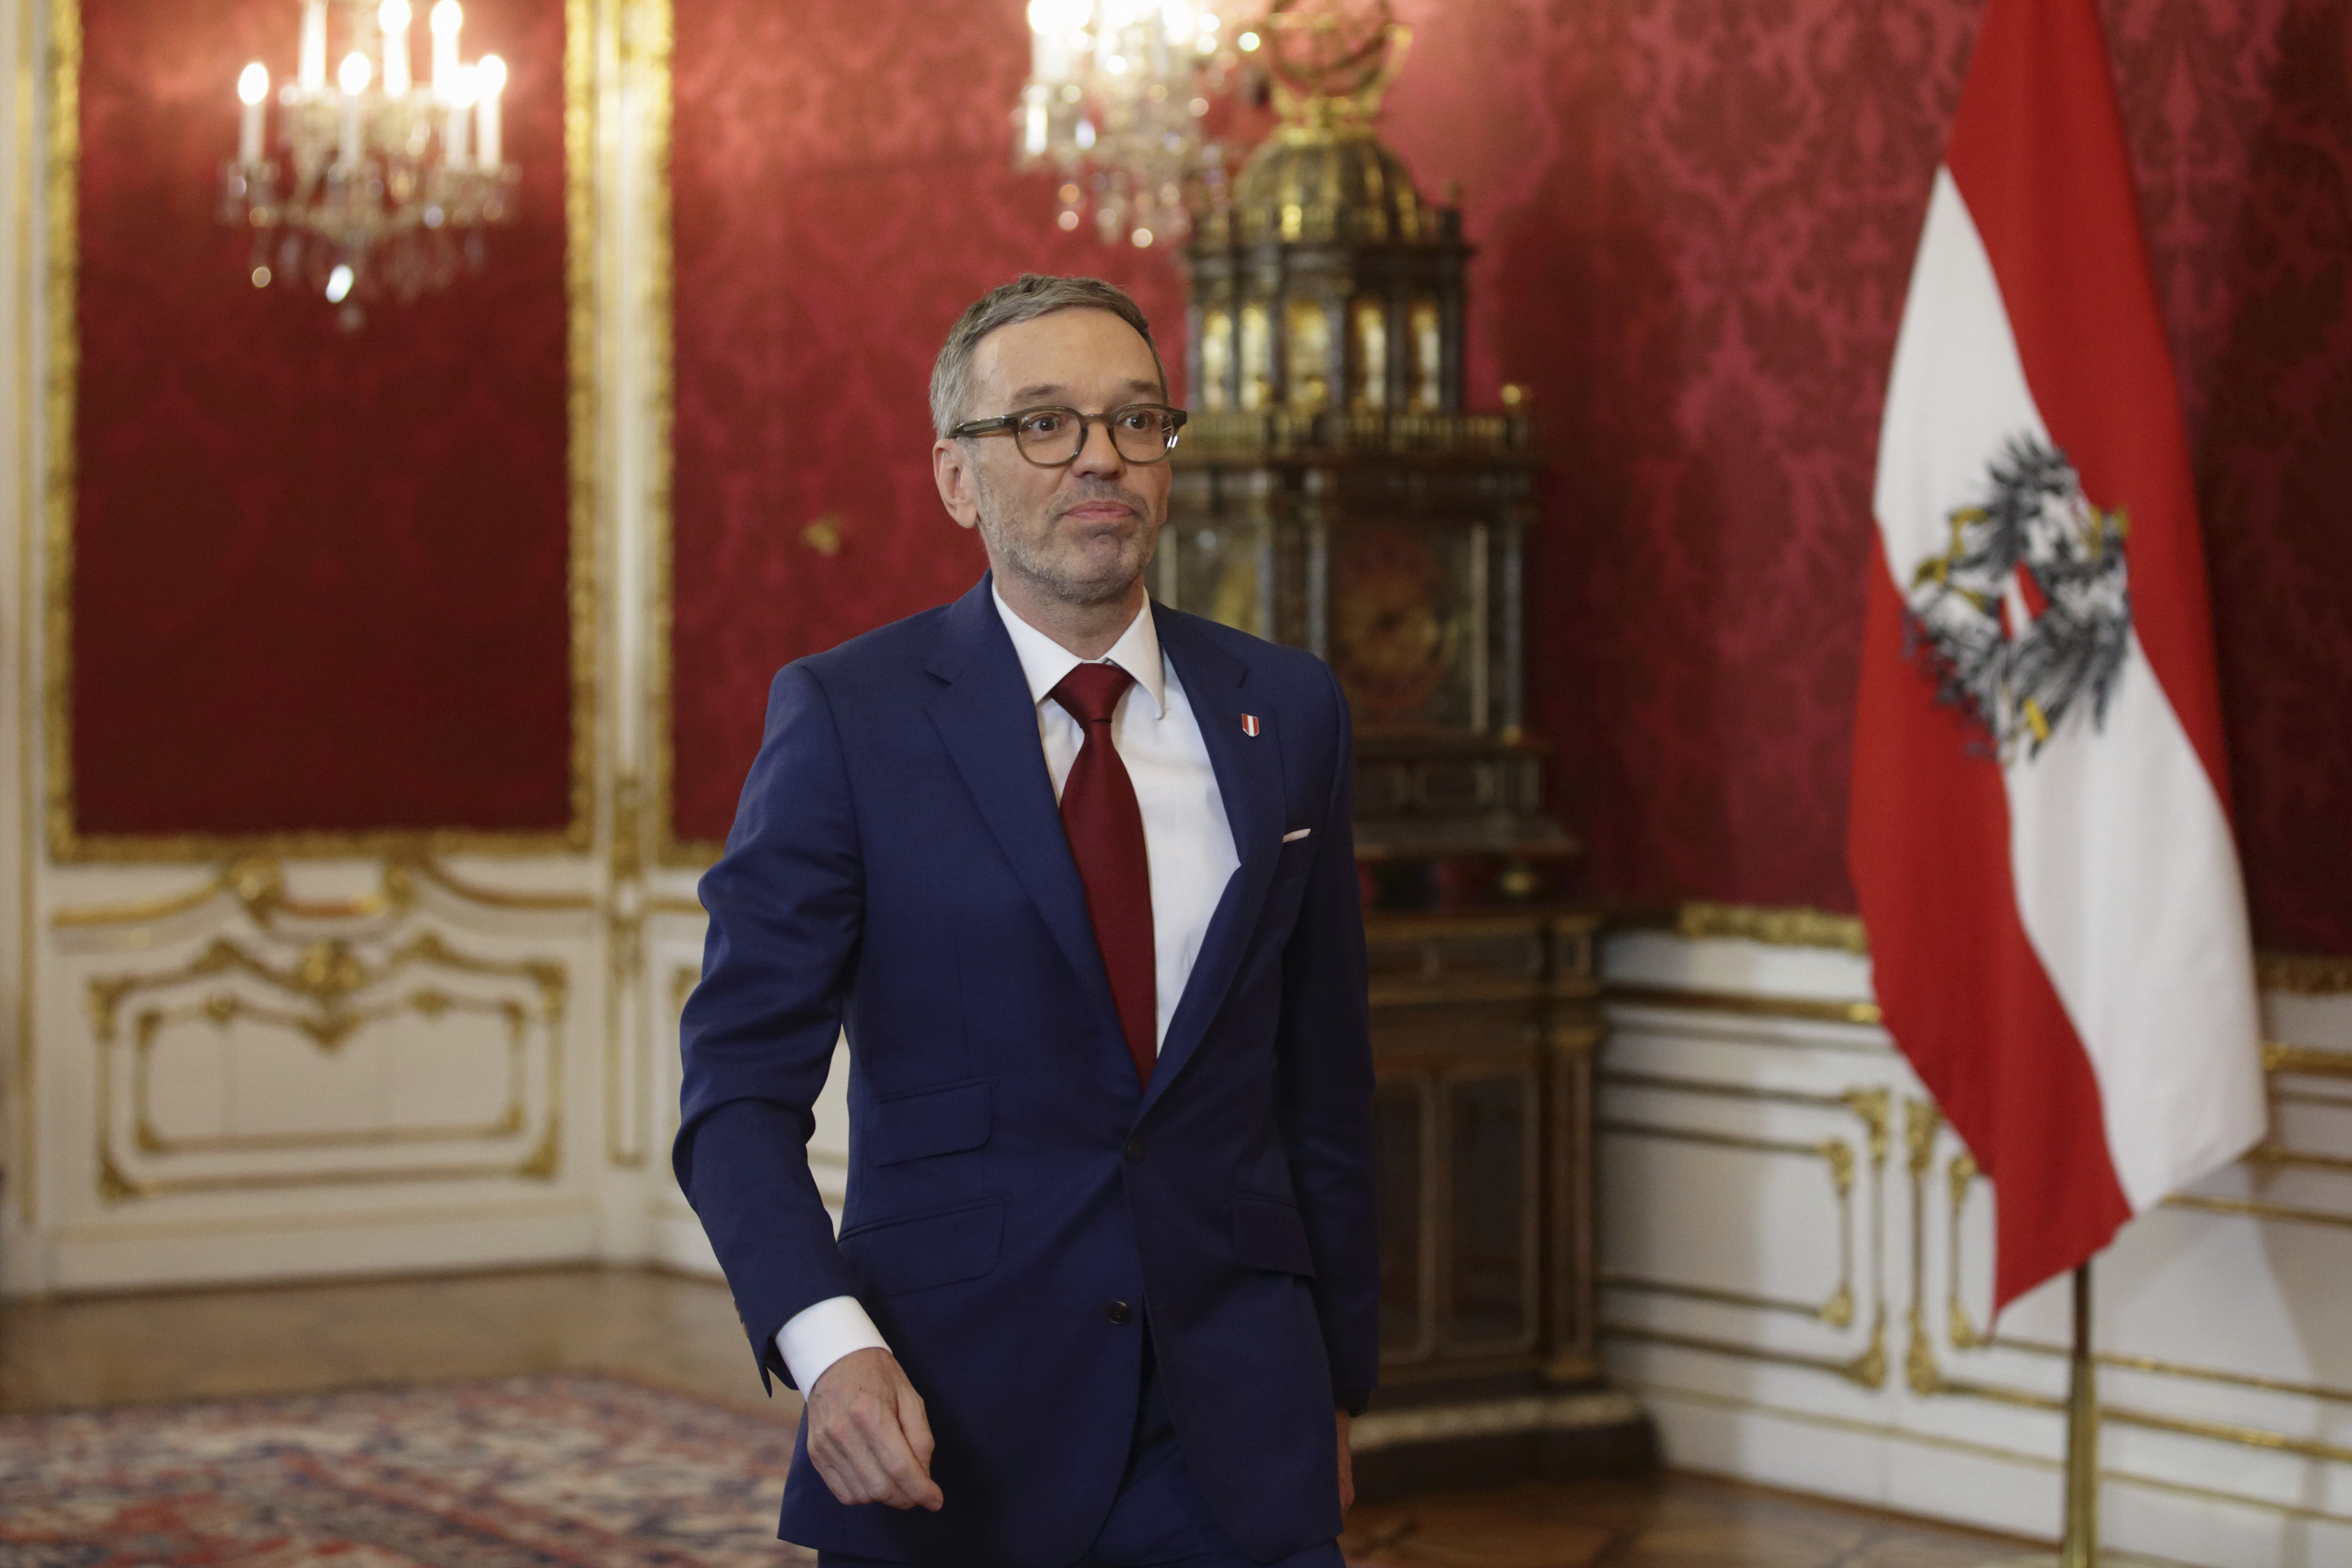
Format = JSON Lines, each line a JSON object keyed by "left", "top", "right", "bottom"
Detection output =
{"left": 665, "top": 0, "right": 2352, "bottom": 953}
{"left": 68, "top": 0, "right": 575, "bottom": 847}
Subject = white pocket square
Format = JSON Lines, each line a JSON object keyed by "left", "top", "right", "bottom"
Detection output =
{"left": 1281, "top": 828, "right": 1312, "bottom": 842}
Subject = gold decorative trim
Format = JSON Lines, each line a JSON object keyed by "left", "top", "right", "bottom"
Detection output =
{"left": 1605, "top": 984, "right": 1882, "bottom": 1027}
{"left": 638, "top": 0, "right": 711, "bottom": 870}
{"left": 2259, "top": 950, "right": 2352, "bottom": 995}
{"left": 90, "top": 932, "right": 567, "bottom": 1201}
{"left": 2161, "top": 1192, "right": 2352, "bottom": 1231}
{"left": 38, "top": 0, "right": 74, "bottom": 872}
{"left": 1636, "top": 905, "right": 2350, "bottom": 997}
{"left": 128, "top": 991, "right": 528, "bottom": 1154}
{"left": 1600, "top": 1272, "right": 1847, "bottom": 1327}
{"left": 1672, "top": 901, "right": 1868, "bottom": 953}
{"left": 51, "top": 852, "right": 598, "bottom": 932}
{"left": 15, "top": 0, "right": 44, "bottom": 1227}
{"left": 1986, "top": 1334, "right": 2352, "bottom": 1408}
{"left": 562, "top": 0, "right": 597, "bottom": 855}
{"left": 2265, "top": 1041, "right": 2352, "bottom": 1078}
{"left": 40, "top": 0, "right": 598, "bottom": 861}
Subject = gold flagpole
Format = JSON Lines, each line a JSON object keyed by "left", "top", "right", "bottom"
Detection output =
{"left": 1989, "top": 1260, "right": 2165, "bottom": 1567}
{"left": 2059, "top": 1263, "right": 2098, "bottom": 1567}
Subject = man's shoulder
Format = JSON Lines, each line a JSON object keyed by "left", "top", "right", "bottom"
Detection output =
{"left": 1155, "top": 603, "right": 1339, "bottom": 703}
{"left": 776, "top": 595, "right": 968, "bottom": 702}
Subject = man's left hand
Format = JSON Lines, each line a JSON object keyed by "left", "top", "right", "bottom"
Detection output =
{"left": 1336, "top": 1411, "right": 1355, "bottom": 1516}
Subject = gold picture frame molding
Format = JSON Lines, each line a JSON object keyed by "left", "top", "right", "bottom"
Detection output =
{"left": 39, "top": 0, "right": 600, "bottom": 864}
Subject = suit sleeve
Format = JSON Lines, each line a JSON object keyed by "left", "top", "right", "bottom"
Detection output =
{"left": 1275, "top": 661, "right": 1381, "bottom": 1413}
{"left": 674, "top": 661, "right": 865, "bottom": 1392}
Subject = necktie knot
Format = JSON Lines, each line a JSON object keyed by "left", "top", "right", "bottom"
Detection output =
{"left": 1050, "top": 662, "right": 1135, "bottom": 727}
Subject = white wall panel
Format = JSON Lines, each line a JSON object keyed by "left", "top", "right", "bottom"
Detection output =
{"left": 1600, "top": 927, "right": 2352, "bottom": 1565}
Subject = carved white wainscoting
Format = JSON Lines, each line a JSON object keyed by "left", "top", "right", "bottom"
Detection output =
{"left": 16, "top": 859, "right": 608, "bottom": 1289}
{"left": 1599, "top": 927, "right": 2352, "bottom": 1567}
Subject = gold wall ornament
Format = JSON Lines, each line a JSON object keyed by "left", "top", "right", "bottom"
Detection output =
{"left": 1672, "top": 900, "right": 1870, "bottom": 954}
{"left": 42, "top": 0, "right": 599, "bottom": 863}
{"left": 128, "top": 989, "right": 529, "bottom": 1153}
{"left": 2265, "top": 1041, "right": 2352, "bottom": 1078}
{"left": 88, "top": 927, "right": 567, "bottom": 1202}
{"left": 1605, "top": 983, "right": 1883, "bottom": 1028}
{"left": 51, "top": 851, "right": 598, "bottom": 933}
{"left": 2257, "top": 950, "right": 2352, "bottom": 995}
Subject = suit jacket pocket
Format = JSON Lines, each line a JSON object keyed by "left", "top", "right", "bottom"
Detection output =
{"left": 866, "top": 1078, "right": 990, "bottom": 1166}
{"left": 840, "top": 1199, "right": 1004, "bottom": 1297}
{"left": 1271, "top": 832, "right": 1318, "bottom": 882}
{"left": 1231, "top": 1193, "right": 1317, "bottom": 1277}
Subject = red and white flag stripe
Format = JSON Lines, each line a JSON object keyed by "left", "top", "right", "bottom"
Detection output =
{"left": 1850, "top": 0, "right": 2264, "bottom": 1310}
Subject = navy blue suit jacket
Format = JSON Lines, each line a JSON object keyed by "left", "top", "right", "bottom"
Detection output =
{"left": 674, "top": 575, "right": 1379, "bottom": 1566}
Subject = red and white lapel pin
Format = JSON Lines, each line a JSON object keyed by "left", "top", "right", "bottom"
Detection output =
{"left": 1241, "top": 714, "right": 1261, "bottom": 737}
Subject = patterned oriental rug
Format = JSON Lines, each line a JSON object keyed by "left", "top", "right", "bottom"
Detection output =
{"left": 0, "top": 1374, "right": 820, "bottom": 1567}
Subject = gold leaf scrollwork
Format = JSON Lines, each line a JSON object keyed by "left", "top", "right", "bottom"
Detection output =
{"left": 1903, "top": 1097, "right": 1946, "bottom": 1398}
{"left": 91, "top": 931, "right": 567, "bottom": 1202}
{"left": 52, "top": 851, "right": 597, "bottom": 934}
{"left": 1946, "top": 1151, "right": 1990, "bottom": 1350}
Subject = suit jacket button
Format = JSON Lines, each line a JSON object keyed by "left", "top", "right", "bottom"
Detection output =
{"left": 1105, "top": 1300, "right": 1134, "bottom": 1325}
{"left": 1124, "top": 1136, "right": 1147, "bottom": 1164}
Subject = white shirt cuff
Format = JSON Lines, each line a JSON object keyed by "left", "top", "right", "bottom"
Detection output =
{"left": 774, "top": 1294, "right": 891, "bottom": 1393}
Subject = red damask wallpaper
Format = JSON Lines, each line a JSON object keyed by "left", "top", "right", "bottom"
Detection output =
{"left": 72, "top": 0, "right": 574, "bottom": 844}
{"left": 667, "top": 0, "right": 1185, "bottom": 846}
{"left": 667, "top": 0, "right": 2352, "bottom": 953}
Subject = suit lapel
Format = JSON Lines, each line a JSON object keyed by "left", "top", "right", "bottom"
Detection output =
{"left": 1141, "top": 608, "right": 1287, "bottom": 1121}
{"left": 924, "top": 579, "right": 1121, "bottom": 1033}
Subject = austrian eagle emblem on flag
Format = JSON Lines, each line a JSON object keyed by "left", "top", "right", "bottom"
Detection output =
{"left": 1903, "top": 434, "right": 2133, "bottom": 759}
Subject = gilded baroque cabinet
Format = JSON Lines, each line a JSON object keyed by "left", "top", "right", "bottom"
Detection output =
{"left": 1157, "top": 13, "right": 1646, "bottom": 1486}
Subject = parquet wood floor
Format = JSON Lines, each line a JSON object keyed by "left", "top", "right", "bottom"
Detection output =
{"left": 1, "top": 1266, "right": 2037, "bottom": 1565}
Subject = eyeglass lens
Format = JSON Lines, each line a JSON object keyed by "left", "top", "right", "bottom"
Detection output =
{"left": 1014, "top": 407, "right": 1178, "bottom": 465}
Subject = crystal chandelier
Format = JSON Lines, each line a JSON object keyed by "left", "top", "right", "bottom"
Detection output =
{"left": 221, "top": 0, "right": 518, "bottom": 327}
{"left": 1013, "top": 0, "right": 1259, "bottom": 249}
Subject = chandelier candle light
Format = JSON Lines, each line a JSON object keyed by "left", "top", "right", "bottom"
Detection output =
{"left": 222, "top": 0, "right": 519, "bottom": 326}
{"left": 1014, "top": 0, "right": 1259, "bottom": 248}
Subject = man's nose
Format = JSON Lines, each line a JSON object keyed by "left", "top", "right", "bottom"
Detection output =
{"left": 1068, "top": 416, "right": 1127, "bottom": 478}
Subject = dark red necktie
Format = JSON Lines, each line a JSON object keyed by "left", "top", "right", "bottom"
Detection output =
{"left": 1049, "top": 663, "right": 1157, "bottom": 1087}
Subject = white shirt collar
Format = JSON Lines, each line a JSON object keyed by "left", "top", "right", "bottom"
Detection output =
{"left": 992, "top": 581, "right": 1168, "bottom": 720}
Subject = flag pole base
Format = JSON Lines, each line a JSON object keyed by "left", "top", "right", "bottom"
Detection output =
{"left": 1976, "top": 1267, "right": 2185, "bottom": 1566}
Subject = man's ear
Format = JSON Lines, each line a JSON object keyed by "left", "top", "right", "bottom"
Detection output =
{"left": 933, "top": 438, "right": 981, "bottom": 531}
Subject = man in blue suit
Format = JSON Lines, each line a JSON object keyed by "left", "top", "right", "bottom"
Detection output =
{"left": 675, "top": 274, "right": 1378, "bottom": 1567}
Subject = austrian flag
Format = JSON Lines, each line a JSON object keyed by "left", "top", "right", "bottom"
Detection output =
{"left": 1848, "top": 0, "right": 2265, "bottom": 1310}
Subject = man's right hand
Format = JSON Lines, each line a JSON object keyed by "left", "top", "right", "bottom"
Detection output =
{"left": 803, "top": 1347, "right": 944, "bottom": 1512}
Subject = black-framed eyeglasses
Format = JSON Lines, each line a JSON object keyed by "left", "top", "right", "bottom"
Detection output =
{"left": 950, "top": 403, "right": 1189, "bottom": 467}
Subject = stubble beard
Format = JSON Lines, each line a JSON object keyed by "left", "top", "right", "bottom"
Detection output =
{"left": 973, "top": 464, "right": 1162, "bottom": 609}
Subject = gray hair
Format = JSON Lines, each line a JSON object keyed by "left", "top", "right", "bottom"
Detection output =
{"left": 929, "top": 274, "right": 1168, "bottom": 437}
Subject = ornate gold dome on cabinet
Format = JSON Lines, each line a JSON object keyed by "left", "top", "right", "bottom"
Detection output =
{"left": 1222, "top": 124, "right": 1435, "bottom": 246}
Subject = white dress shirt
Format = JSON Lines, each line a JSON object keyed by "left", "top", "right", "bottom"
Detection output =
{"left": 774, "top": 590, "right": 1240, "bottom": 1394}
